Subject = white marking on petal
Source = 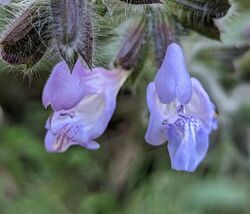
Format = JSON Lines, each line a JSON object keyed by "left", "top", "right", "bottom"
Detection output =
{"left": 74, "top": 94, "right": 105, "bottom": 131}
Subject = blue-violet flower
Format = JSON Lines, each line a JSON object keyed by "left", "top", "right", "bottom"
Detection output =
{"left": 0, "top": 0, "right": 10, "bottom": 5}
{"left": 145, "top": 43, "right": 217, "bottom": 172}
{"left": 43, "top": 60, "right": 129, "bottom": 152}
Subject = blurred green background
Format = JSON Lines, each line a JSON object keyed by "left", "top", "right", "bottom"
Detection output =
{"left": 1, "top": 0, "right": 250, "bottom": 213}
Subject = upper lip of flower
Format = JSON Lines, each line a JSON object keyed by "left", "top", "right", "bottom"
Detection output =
{"left": 154, "top": 43, "right": 193, "bottom": 105}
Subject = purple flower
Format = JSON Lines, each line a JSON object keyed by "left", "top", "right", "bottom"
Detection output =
{"left": 154, "top": 43, "right": 192, "bottom": 105}
{"left": 43, "top": 60, "right": 129, "bottom": 152}
{"left": 145, "top": 44, "right": 217, "bottom": 172}
{"left": 0, "top": 0, "right": 10, "bottom": 5}
{"left": 146, "top": 79, "right": 217, "bottom": 172}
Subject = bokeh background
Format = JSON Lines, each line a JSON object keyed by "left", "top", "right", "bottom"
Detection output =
{"left": 1, "top": 0, "right": 250, "bottom": 213}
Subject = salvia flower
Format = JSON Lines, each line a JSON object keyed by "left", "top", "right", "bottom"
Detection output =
{"left": 0, "top": 0, "right": 10, "bottom": 5}
{"left": 43, "top": 60, "right": 129, "bottom": 152}
{"left": 145, "top": 43, "right": 217, "bottom": 172}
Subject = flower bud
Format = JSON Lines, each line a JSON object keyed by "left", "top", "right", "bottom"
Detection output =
{"left": 0, "top": 2, "right": 51, "bottom": 66}
{"left": 151, "top": 14, "right": 177, "bottom": 67}
{"left": 114, "top": 18, "right": 149, "bottom": 72}
{"left": 50, "top": 0, "right": 94, "bottom": 70}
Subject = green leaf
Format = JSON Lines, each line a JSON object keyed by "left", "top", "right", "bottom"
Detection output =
{"left": 166, "top": 0, "right": 231, "bottom": 39}
{"left": 166, "top": 0, "right": 231, "bottom": 19}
